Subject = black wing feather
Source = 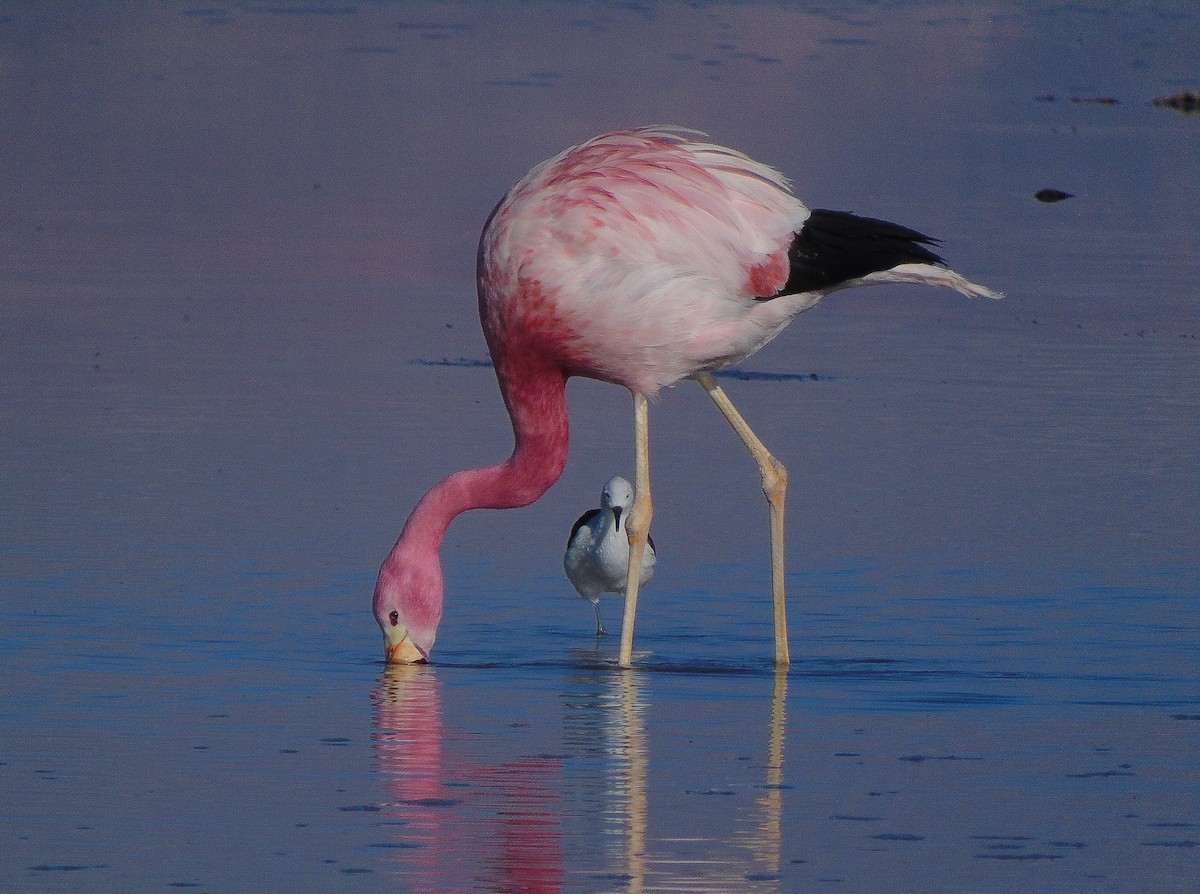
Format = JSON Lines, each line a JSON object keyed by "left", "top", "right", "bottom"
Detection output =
{"left": 567, "top": 508, "right": 601, "bottom": 548}
{"left": 775, "top": 208, "right": 945, "bottom": 297}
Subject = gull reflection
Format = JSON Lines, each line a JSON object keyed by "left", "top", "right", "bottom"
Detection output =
{"left": 560, "top": 658, "right": 648, "bottom": 891}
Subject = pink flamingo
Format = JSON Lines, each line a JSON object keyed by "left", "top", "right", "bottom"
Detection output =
{"left": 374, "top": 127, "right": 999, "bottom": 668}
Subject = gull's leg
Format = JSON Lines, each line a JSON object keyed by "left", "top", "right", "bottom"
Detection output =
{"left": 697, "top": 373, "right": 790, "bottom": 666}
{"left": 594, "top": 601, "right": 606, "bottom": 637}
{"left": 619, "top": 393, "right": 652, "bottom": 668}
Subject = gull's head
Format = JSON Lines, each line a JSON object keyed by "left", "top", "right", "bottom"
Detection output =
{"left": 600, "top": 476, "right": 635, "bottom": 512}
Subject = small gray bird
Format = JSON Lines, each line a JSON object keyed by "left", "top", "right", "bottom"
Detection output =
{"left": 564, "top": 476, "right": 657, "bottom": 635}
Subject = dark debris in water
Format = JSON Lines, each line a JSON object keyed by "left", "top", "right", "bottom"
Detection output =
{"left": 966, "top": 834, "right": 1091, "bottom": 857}
{"left": 1035, "top": 188, "right": 1074, "bottom": 203}
{"left": 1033, "top": 93, "right": 1120, "bottom": 105}
{"left": 712, "top": 369, "right": 829, "bottom": 383}
{"left": 1153, "top": 91, "right": 1200, "bottom": 114}
{"left": 368, "top": 841, "right": 423, "bottom": 849}
{"left": 1038, "top": 89, "right": 1200, "bottom": 114}
{"left": 29, "top": 864, "right": 111, "bottom": 872}
{"left": 1141, "top": 839, "right": 1199, "bottom": 848}
{"left": 413, "top": 357, "right": 493, "bottom": 368}
{"left": 402, "top": 797, "right": 462, "bottom": 808}
{"left": 1067, "top": 768, "right": 1135, "bottom": 778}
{"left": 975, "top": 852, "right": 1064, "bottom": 861}
{"left": 831, "top": 814, "right": 883, "bottom": 822}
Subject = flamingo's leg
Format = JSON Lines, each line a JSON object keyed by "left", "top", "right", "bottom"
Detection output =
{"left": 619, "top": 393, "right": 652, "bottom": 668}
{"left": 696, "top": 373, "right": 791, "bottom": 666}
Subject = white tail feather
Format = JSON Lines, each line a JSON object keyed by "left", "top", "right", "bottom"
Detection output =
{"left": 861, "top": 263, "right": 1004, "bottom": 300}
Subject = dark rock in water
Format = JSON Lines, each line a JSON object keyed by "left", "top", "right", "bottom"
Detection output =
{"left": 1035, "top": 189, "right": 1074, "bottom": 203}
{"left": 1153, "top": 90, "right": 1200, "bottom": 114}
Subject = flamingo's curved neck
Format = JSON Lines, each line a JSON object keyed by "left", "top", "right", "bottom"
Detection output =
{"left": 393, "top": 355, "right": 569, "bottom": 556}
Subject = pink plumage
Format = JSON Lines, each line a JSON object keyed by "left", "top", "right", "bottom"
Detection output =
{"left": 479, "top": 128, "right": 809, "bottom": 395}
{"left": 374, "top": 126, "right": 999, "bottom": 666}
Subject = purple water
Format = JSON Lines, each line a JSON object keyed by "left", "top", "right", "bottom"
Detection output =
{"left": 2, "top": 2, "right": 1197, "bottom": 892}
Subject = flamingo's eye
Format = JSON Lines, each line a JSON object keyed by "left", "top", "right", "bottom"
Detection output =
{"left": 388, "top": 610, "right": 399, "bottom": 626}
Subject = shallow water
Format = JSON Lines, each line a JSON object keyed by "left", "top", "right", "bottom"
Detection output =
{"left": 2, "top": 2, "right": 1198, "bottom": 892}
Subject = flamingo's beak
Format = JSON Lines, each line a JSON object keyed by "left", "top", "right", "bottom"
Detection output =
{"left": 384, "top": 631, "right": 428, "bottom": 664}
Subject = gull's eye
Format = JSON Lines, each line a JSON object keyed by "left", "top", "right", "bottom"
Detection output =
{"left": 388, "top": 610, "right": 399, "bottom": 626}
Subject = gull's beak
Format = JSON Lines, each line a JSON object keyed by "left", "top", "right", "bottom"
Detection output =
{"left": 384, "top": 629, "right": 428, "bottom": 664}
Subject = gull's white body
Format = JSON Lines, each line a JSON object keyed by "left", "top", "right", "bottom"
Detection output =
{"left": 564, "top": 476, "right": 657, "bottom": 634}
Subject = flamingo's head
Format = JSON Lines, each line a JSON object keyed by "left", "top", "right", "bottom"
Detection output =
{"left": 373, "top": 544, "right": 442, "bottom": 664}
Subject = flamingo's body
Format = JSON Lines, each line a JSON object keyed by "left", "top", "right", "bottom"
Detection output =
{"left": 565, "top": 476, "right": 658, "bottom": 635}
{"left": 374, "top": 127, "right": 999, "bottom": 666}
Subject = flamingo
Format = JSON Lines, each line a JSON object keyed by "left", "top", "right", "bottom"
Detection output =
{"left": 564, "top": 476, "right": 658, "bottom": 635}
{"left": 374, "top": 126, "right": 1000, "bottom": 668}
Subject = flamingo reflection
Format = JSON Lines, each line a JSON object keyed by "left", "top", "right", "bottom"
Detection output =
{"left": 372, "top": 665, "right": 563, "bottom": 893}
{"left": 564, "top": 662, "right": 788, "bottom": 893}
{"left": 373, "top": 663, "right": 788, "bottom": 891}
{"left": 738, "top": 669, "right": 789, "bottom": 881}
